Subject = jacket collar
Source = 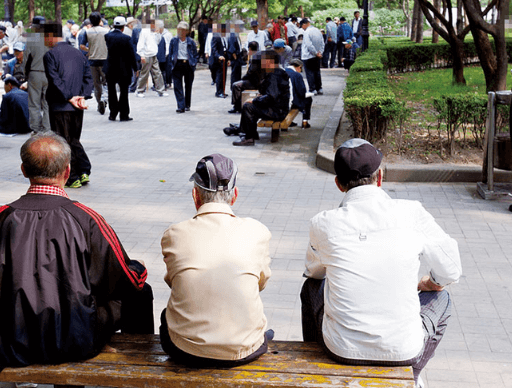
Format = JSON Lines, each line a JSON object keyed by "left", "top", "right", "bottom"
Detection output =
{"left": 194, "top": 202, "right": 236, "bottom": 218}
{"left": 340, "top": 184, "right": 389, "bottom": 207}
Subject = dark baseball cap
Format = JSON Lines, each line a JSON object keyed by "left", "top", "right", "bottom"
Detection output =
{"left": 250, "top": 20, "right": 258, "bottom": 27}
{"left": 190, "top": 154, "right": 238, "bottom": 192}
{"left": 334, "top": 139, "right": 382, "bottom": 183}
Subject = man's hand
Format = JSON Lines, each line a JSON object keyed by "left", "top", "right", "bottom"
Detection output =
{"left": 219, "top": 56, "right": 225, "bottom": 61}
{"left": 141, "top": 57, "right": 147, "bottom": 64}
{"left": 418, "top": 275, "right": 444, "bottom": 292}
{"left": 69, "top": 96, "right": 87, "bottom": 110}
{"left": 20, "top": 82, "right": 28, "bottom": 90}
{"left": 227, "top": 60, "right": 231, "bottom": 66}
{"left": 316, "top": 52, "right": 322, "bottom": 58}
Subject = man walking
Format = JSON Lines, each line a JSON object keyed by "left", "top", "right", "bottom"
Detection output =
{"left": 323, "top": 17, "right": 337, "bottom": 68}
{"left": 301, "top": 18, "right": 324, "bottom": 95}
{"left": 104, "top": 16, "right": 138, "bottom": 121}
{"left": 301, "top": 138, "right": 462, "bottom": 388}
{"left": 168, "top": 21, "right": 198, "bottom": 113}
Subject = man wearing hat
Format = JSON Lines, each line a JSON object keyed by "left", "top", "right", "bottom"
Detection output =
{"left": 104, "top": 16, "right": 137, "bottom": 121}
{"left": 273, "top": 38, "right": 292, "bottom": 68}
{"left": 3, "top": 41, "right": 26, "bottom": 85}
{"left": 336, "top": 17, "right": 353, "bottom": 67}
{"left": 246, "top": 20, "right": 266, "bottom": 55}
{"left": 0, "top": 76, "right": 30, "bottom": 135}
{"left": 0, "top": 25, "right": 14, "bottom": 60}
{"left": 63, "top": 19, "right": 75, "bottom": 41}
{"left": 301, "top": 138, "right": 462, "bottom": 388}
{"left": 160, "top": 153, "right": 272, "bottom": 367}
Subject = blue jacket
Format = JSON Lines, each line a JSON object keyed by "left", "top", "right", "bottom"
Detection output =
{"left": 337, "top": 23, "right": 353, "bottom": 43}
{"left": 285, "top": 68, "right": 307, "bottom": 112}
{"left": 209, "top": 34, "right": 226, "bottom": 66}
{"left": 0, "top": 87, "right": 30, "bottom": 134}
{"left": 167, "top": 36, "right": 198, "bottom": 70}
{"left": 131, "top": 27, "right": 141, "bottom": 61}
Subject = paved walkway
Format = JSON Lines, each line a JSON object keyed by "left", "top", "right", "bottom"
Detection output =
{"left": 1, "top": 67, "right": 511, "bottom": 388}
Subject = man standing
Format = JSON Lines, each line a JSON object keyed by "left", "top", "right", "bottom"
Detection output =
{"left": 301, "top": 138, "right": 462, "bottom": 388}
{"left": 210, "top": 23, "right": 228, "bottom": 98}
{"left": 44, "top": 23, "right": 93, "bottom": 189}
{"left": 227, "top": 21, "right": 243, "bottom": 88}
{"left": 80, "top": 12, "right": 109, "bottom": 115}
{"left": 198, "top": 15, "right": 209, "bottom": 64}
{"left": 323, "top": 17, "right": 337, "bottom": 68}
{"left": 0, "top": 77, "right": 30, "bottom": 135}
{"left": 352, "top": 11, "right": 363, "bottom": 48}
{"left": 160, "top": 153, "right": 271, "bottom": 367}
{"left": 246, "top": 20, "right": 266, "bottom": 52}
{"left": 104, "top": 16, "right": 138, "bottom": 122}
{"left": 23, "top": 16, "right": 51, "bottom": 132}
{"left": 286, "top": 16, "right": 299, "bottom": 47}
{"left": 301, "top": 18, "right": 324, "bottom": 95}
{"left": 136, "top": 19, "right": 168, "bottom": 98}
{"left": 0, "top": 132, "right": 154, "bottom": 367}
{"left": 168, "top": 21, "right": 198, "bottom": 113}
{"left": 336, "top": 17, "right": 353, "bottom": 68}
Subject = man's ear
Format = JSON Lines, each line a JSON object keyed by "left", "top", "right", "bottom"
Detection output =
{"left": 334, "top": 176, "right": 347, "bottom": 193}
{"left": 230, "top": 186, "right": 239, "bottom": 206}
{"left": 192, "top": 186, "right": 201, "bottom": 210}
{"left": 377, "top": 168, "right": 383, "bottom": 187}
{"left": 63, "top": 164, "right": 71, "bottom": 182}
{"left": 21, "top": 163, "right": 27, "bottom": 178}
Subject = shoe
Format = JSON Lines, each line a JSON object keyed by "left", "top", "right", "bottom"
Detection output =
{"left": 176, "top": 109, "right": 185, "bottom": 113}
{"left": 158, "top": 92, "right": 169, "bottom": 97}
{"left": 211, "top": 81, "right": 215, "bottom": 85}
{"left": 98, "top": 101, "right": 106, "bottom": 115}
{"left": 65, "top": 179, "right": 82, "bottom": 188}
{"left": 310, "top": 90, "right": 317, "bottom": 95}
{"left": 228, "top": 108, "right": 240, "bottom": 114}
{"left": 136, "top": 93, "right": 145, "bottom": 98}
{"left": 289, "top": 122, "right": 297, "bottom": 127}
{"left": 302, "top": 121, "right": 311, "bottom": 128}
{"left": 185, "top": 107, "right": 190, "bottom": 111}
{"left": 215, "top": 93, "right": 228, "bottom": 98}
{"left": 108, "top": 116, "right": 116, "bottom": 121}
{"left": 120, "top": 117, "right": 133, "bottom": 121}
{"left": 317, "top": 89, "right": 324, "bottom": 95}
{"left": 229, "top": 123, "right": 239, "bottom": 128}
{"left": 223, "top": 126, "right": 240, "bottom": 136}
{"left": 80, "top": 173, "right": 90, "bottom": 185}
{"left": 233, "top": 137, "right": 254, "bottom": 146}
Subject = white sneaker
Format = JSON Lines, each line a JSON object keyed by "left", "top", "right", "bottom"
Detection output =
{"left": 136, "top": 93, "right": 145, "bottom": 98}
{"left": 415, "top": 376, "right": 424, "bottom": 388}
{"left": 158, "top": 92, "right": 169, "bottom": 97}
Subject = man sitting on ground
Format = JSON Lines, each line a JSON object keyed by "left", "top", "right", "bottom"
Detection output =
{"left": 273, "top": 38, "right": 293, "bottom": 68}
{"left": 285, "top": 59, "right": 313, "bottom": 129}
{"left": 0, "top": 132, "right": 154, "bottom": 367}
{"left": 0, "top": 76, "right": 30, "bottom": 135}
{"left": 160, "top": 153, "right": 272, "bottom": 367}
{"left": 301, "top": 138, "right": 462, "bottom": 388}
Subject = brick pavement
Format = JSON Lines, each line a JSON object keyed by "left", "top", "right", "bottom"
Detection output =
{"left": 0, "top": 68, "right": 511, "bottom": 388}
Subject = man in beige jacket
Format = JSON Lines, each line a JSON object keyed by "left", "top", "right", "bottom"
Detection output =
{"left": 160, "top": 154, "right": 272, "bottom": 366}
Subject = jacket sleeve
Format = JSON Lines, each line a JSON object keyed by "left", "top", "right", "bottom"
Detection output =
{"left": 81, "top": 57, "right": 93, "bottom": 99}
{"left": 43, "top": 51, "right": 73, "bottom": 102}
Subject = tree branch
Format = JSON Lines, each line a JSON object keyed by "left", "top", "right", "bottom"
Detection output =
{"left": 418, "top": 0, "right": 451, "bottom": 41}
{"left": 462, "top": 0, "right": 498, "bottom": 35}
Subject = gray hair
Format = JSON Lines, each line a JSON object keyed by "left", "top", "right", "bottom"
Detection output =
{"left": 177, "top": 21, "right": 189, "bottom": 30}
{"left": 195, "top": 183, "right": 235, "bottom": 205}
{"left": 21, "top": 131, "right": 70, "bottom": 179}
{"left": 341, "top": 167, "right": 380, "bottom": 191}
{"left": 155, "top": 19, "right": 165, "bottom": 29}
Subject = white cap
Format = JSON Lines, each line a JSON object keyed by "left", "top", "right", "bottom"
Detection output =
{"left": 113, "top": 16, "right": 126, "bottom": 27}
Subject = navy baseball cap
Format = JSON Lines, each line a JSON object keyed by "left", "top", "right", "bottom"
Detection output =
{"left": 190, "top": 154, "right": 238, "bottom": 192}
{"left": 334, "top": 139, "right": 382, "bottom": 183}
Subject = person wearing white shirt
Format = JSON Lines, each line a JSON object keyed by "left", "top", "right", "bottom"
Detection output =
{"left": 285, "top": 16, "right": 299, "bottom": 47}
{"left": 352, "top": 11, "right": 363, "bottom": 47}
{"left": 302, "top": 138, "right": 462, "bottom": 388}
{"left": 300, "top": 18, "right": 324, "bottom": 95}
{"left": 245, "top": 21, "right": 266, "bottom": 52}
{"left": 136, "top": 20, "right": 168, "bottom": 97}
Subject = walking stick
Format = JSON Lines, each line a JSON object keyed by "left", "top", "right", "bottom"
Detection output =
{"left": 222, "top": 59, "right": 226, "bottom": 96}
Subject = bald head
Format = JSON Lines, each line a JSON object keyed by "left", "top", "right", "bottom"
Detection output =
{"left": 21, "top": 132, "right": 71, "bottom": 184}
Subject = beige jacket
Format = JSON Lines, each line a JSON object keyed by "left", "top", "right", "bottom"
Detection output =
{"left": 162, "top": 202, "right": 271, "bottom": 360}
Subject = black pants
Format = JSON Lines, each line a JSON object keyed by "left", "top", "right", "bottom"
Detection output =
{"left": 49, "top": 110, "right": 91, "bottom": 184}
{"left": 159, "top": 309, "right": 267, "bottom": 368}
{"left": 213, "top": 60, "right": 227, "bottom": 96}
{"left": 230, "top": 61, "right": 242, "bottom": 89}
{"left": 323, "top": 41, "right": 337, "bottom": 68}
{"left": 118, "top": 283, "right": 155, "bottom": 335}
{"left": 337, "top": 42, "right": 345, "bottom": 67}
{"left": 231, "top": 79, "right": 256, "bottom": 111}
{"left": 300, "top": 278, "right": 451, "bottom": 384}
{"left": 292, "top": 98, "right": 312, "bottom": 121}
{"left": 107, "top": 77, "right": 130, "bottom": 120}
{"left": 304, "top": 57, "right": 322, "bottom": 92}
{"left": 240, "top": 101, "right": 287, "bottom": 140}
{"left": 172, "top": 61, "right": 195, "bottom": 110}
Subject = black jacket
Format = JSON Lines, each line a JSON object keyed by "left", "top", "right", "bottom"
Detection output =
{"left": 0, "top": 194, "right": 148, "bottom": 367}
{"left": 103, "top": 29, "right": 137, "bottom": 81}
{"left": 253, "top": 67, "right": 290, "bottom": 117}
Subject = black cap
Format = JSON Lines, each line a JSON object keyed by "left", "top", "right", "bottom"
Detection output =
{"left": 334, "top": 139, "right": 383, "bottom": 183}
{"left": 32, "top": 16, "right": 46, "bottom": 25}
{"left": 190, "top": 154, "right": 238, "bottom": 192}
{"left": 0, "top": 26, "right": 7, "bottom": 33}
{"left": 250, "top": 20, "right": 258, "bottom": 27}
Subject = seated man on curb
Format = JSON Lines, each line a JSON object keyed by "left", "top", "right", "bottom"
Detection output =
{"left": 0, "top": 132, "right": 154, "bottom": 368}
{"left": 301, "top": 139, "right": 462, "bottom": 388}
{"left": 0, "top": 76, "right": 30, "bottom": 135}
{"left": 224, "top": 50, "right": 290, "bottom": 146}
{"left": 285, "top": 59, "right": 313, "bottom": 129}
{"left": 160, "top": 153, "right": 272, "bottom": 367}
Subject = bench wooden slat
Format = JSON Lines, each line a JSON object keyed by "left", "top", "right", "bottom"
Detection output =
{"left": 0, "top": 334, "right": 414, "bottom": 388}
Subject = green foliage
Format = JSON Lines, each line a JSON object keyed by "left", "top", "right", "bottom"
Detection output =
{"left": 310, "top": 4, "right": 358, "bottom": 26}
{"left": 349, "top": 48, "right": 385, "bottom": 73}
{"left": 369, "top": 8, "right": 405, "bottom": 36}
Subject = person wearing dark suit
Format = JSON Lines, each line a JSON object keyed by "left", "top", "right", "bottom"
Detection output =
{"left": 210, "top": 24, "right": 228, "bottom": 98}
{"left": 285, "top": 59, "right": 312, "bottom": 129}
{"left": 198, "top": 15, "right": 209, "bottom": 64}
{"left": 167, "top": 21, "right": 198, "bottom": 113}
{"left": 104, "top": 17, "right": 138, "bottom": 121}
{"left": 43, "top": 23, "right": 93, "bottom": 188}
{"left": 352, "top": 11, "right": 363, "bottom": 48}
{"left": 227, "top": 23, "right": 243, "bottom": 89}
{"left": 0, "top": 77, "right": 30, "bottom": 134}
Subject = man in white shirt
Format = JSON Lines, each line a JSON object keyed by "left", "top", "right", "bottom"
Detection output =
{"left": 285, "top": 16, "right": 299, "bottom": 47}
{"left": 245, "top": 20, "right": 266, "bottom": 52}
{"left": 300, "top": 18, "right": 324, "bottom": 95}
{"left": 135, "top": 20, "right": 168, "bottom": 98}
{"left": 352, "top": 11, "right": 363, "bottom": 47}
{"left": 302, "top": 138, "right": 462, "bottom": 388}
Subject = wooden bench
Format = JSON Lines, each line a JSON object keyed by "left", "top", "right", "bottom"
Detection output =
{"left": 0, "top": 334, "right": 415, "bottom": 387}
{"left": 258, "top": 108, "right": 300, "bottom": 143}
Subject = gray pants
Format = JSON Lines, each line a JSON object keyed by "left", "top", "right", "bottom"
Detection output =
{"left": 90, "top": 65, "right": 108, "bottom": 105}
{"left": 300, "top": 278, "right": 451, "bottom": 384}
{"left": 136, "top": 56, "right": 164, "bottom": 94}
{"left": 27, "top": 71, "right": 50, "bottom": 132}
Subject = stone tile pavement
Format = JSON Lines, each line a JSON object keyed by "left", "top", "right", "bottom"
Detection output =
{"left": 0, "top": 67, "right": 511, "bottom": 388}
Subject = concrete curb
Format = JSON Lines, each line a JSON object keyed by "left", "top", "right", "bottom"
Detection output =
{"left": 314, "top": 87, "right": 512, "bottom": 183}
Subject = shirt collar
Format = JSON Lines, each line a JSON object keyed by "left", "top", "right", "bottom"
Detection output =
{"left": 194, "top": 202, "right": 236, "bottom": 218}
{"left": 27, "top": 184, "right": 69, "bottom": 199}
{"left": 340, "top": 184, "right": 389, "bottom": 207}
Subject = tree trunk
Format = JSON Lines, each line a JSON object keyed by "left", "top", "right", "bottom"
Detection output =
{"left": 415, "top": 4, "right": 423, "bottom": 43}
{"left": 451, "top": 37, "right": 466, "bottom": 85}
{"left": 401, "top": 0, "right": 411, "bottom": 37}
{"left": 55, "top": 0, "right": 62, "bottom": 24}
{"left": 411, "top": 1, "right": 419, "bottom": 41}
{"left": 299, "top": 5, "right": 304, "bottom": 18}
{"left": 432, "top": 0, "right": 440, "bottom": 43}
{"left": 456, "top": 0, "right": 464, "bottom": 34}
{"left": 256, "top": 0, "right": 268, "bottom": 31}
